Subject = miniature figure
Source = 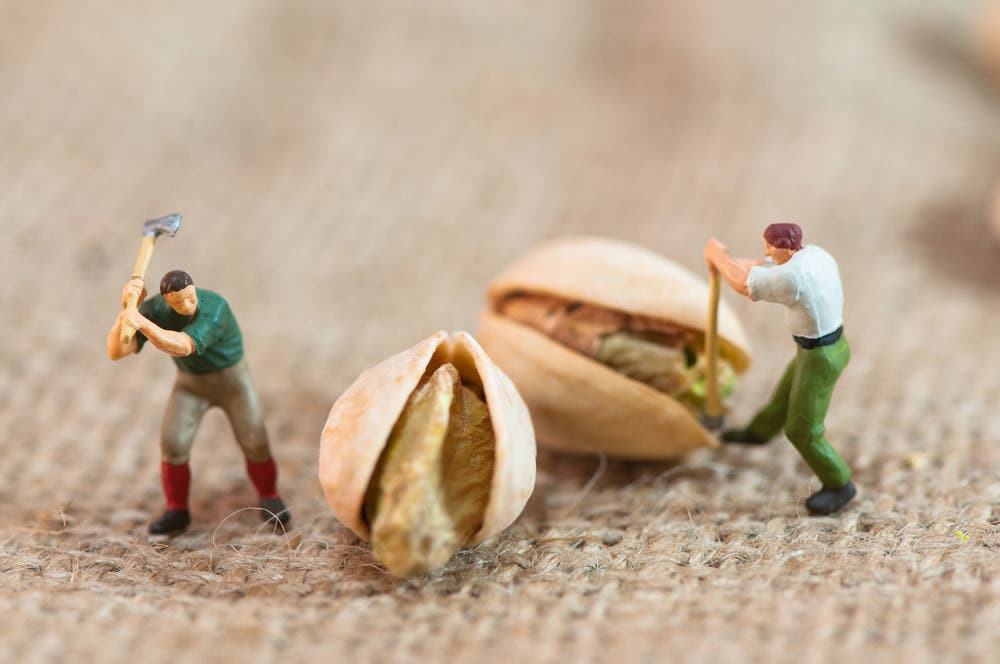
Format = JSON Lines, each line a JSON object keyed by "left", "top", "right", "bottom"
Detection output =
{"left": 107, "top": 218, "right": 289, "bottom": 535}
{"left": 703, "top": 223, "right": 856, "bottom": 514}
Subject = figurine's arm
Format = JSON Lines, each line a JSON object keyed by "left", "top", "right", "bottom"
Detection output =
{"left": 735, "top": 257, "right": 764, "bottom": 271}
{"left": 703, "top": 238, "right": 758, "bottom": 299}
{"left": 107, "top": 278, "right": 145, "bottom": 360}
{"left": 107, "top": 310, "right": 139, "bottom": 360}
{"left": 109, "top": 278, "right": 196, "bottom": 358}
{"left": 124, "top": 307, "right": 196, "bottom": 357}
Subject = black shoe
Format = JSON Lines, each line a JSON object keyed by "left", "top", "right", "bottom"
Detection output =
{"left": 721, "top": 428, "right": 769, "bottom": 445}
{"left": 149, "top": 509, "right": 191, "bottom": 535}
{"left": 259, "top": 496, "right": 291, "bottom": 528}
{"left": 806, "top": 482, "right": 857, "bottom": 515}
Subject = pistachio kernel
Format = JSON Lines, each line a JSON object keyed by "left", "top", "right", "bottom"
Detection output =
{"left": 363, "top": 363, "right": 494, "bottom": 577}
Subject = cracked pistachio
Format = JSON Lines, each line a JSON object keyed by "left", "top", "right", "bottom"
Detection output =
{"left": 478, "top": 236, "right": 752, "bottom": 460}
{"left": 976, "top": 1, "right": 1000, "bottom": 79}
{"left": 319, "top": 331, "right": 535, "bottom": 577}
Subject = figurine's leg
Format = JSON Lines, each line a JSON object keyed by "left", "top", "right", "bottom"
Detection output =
{"left": 151, "top": 379, "right": 210, "bottom": 535}
{"left": 217, "top": 361, "right": 272, "bottom": 463}
{"left": 216, "top": 361, "right": 290, "bottom": 527}
{"left": 784, "top": 337, "right": 855, "bottom": 513}
{"left": 161, "top": 381, "right": 211, "bottom": 465}
{"left": 724, "top": 358, "right": 796, "bottom": 444}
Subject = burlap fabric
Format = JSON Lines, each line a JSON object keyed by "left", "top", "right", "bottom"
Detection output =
{"left": 1, "top": 2, "right": 998, "bottom": 662}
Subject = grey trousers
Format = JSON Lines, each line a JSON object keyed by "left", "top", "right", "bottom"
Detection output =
{"left": 161, "top": 359, "right": 272, "bottom": 464}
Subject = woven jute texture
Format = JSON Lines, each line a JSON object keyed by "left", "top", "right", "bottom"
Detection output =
{"left": 2, "top": 1, "right": 999, "bottom": 662}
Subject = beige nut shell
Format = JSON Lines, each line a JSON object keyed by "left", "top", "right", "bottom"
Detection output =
{"left": 992, "top": 185, "right": 1000, "bottom": 241}
{"left": 976, "top": 1, "right": 1000, "bottom": 79}
{"left": 478, "top": 236, "right": 752, "bottom": 460}
{"left": 319, "top": 331, "right": 536, "bottom": 546}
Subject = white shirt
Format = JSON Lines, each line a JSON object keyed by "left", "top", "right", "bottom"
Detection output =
{"left": 745, "top": 244, "right": 844, "bottom": 339}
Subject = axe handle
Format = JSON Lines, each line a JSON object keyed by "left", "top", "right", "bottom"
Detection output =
{"left": 119, "top": 235, "right": 157, "bottom": 344}
{"left": 705, "top": 267, "right": 724, "bottom": 421}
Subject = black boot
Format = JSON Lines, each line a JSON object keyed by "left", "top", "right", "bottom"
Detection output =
{"left": 721, "top": 428, "right": 769, "bottom": 445}
{"left": 149, "top": 509, "right": 191, "bottom": 535}
{"left": 806, "top": 482, "right": 857, "bottom": 515}
{"left": 259, "top": 496, "right": 291, "bottom": 528}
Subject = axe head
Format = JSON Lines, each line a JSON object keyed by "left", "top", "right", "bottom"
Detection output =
{"left": 142, "top": 213, "right": 182, "bottom": 238}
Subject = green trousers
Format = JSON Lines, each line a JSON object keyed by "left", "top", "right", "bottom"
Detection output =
{"left": 746, "top": 335, "right": 852, "bottom": 488}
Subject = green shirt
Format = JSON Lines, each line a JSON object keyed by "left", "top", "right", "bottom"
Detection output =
{"left": 137, "top": 288, "right": 244, "bottom": 374}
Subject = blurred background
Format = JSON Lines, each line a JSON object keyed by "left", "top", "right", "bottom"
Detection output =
{"left": 1, "top": 1, "right": 999, "bottom": 662}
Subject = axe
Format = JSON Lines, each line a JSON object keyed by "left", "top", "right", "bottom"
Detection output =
{"left": 119, "top": 214, "right": 182, "bottom": 344}
{"left": 702, "top": 266, "right": 725, "bottom": 430}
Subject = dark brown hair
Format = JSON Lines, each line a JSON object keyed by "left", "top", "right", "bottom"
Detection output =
{"left": 763, "top": 223, "right": 803, "bottom": 250}
{"left": 160, "top": 270, "right": 194, "bottom": 295}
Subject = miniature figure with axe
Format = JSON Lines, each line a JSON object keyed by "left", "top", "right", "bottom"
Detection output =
{"left": 704, "top": 223, "right": 856, "bottom": 515}
{"left": 107, "top": 214, "right": 291, "bottom": 536}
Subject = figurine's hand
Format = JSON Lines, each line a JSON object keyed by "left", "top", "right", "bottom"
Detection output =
{"left": 122, "top": 278, "right": 147, "bottom": 307}
{"left": 123, "top": 306, "right": 148, "bottom": 331}
{"left": 703, "top": 238, "right": 728, "bottom": 270}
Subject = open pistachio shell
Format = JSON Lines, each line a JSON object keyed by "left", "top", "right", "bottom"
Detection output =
{"left": 977, "top": 1, "right": 1000, "bottom": 79}
{"left": 478, "top": 236, "right": 752, "bottom": 460}
{"left": 992, "top": 185, "right": 1000, "bottom": 241}
{"left": 318, "top": 331, "right": 536, "bottom": 549}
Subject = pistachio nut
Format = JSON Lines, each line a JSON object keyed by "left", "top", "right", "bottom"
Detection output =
{"left": 993, "top": 184, "right": 1000, "bottom": 241}
{"left": 319, "top": 331, "right": 536, "bottom": 577}
{"left": 478, "top": 236, "right": 752, "bottom": 460}
{"left": 977, "top": 1, "right": 1000, "bottom": 79}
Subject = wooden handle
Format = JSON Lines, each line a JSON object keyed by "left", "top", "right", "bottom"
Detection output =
{"left": 131, "top": 235, "right": 156, "bottom": 279}
{"left": 119, "top": 236, "right": 157, "bottom": 344}
{"left": 705, "top": 267, "right": 723, "bottom": 420}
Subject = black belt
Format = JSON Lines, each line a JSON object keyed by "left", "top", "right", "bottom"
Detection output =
{"left": 794, "top": 326, "right": 843, "bottom": 350}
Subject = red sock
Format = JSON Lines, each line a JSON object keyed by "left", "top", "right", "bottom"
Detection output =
{"left": 161, "top": 462, "right": 191, "bottom": 511}
{"left": 246, "top": 458, "right": 279, "bottom": 499}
